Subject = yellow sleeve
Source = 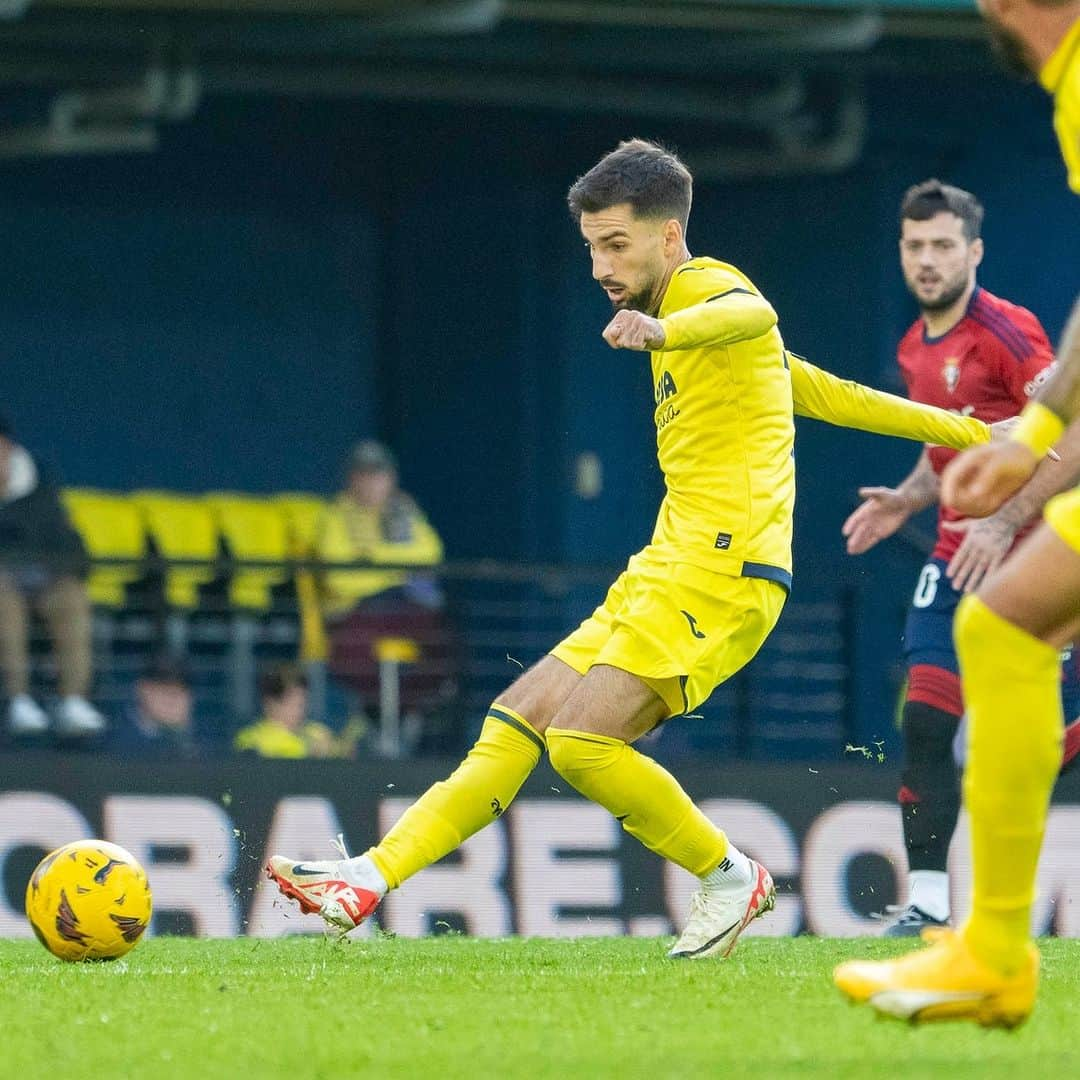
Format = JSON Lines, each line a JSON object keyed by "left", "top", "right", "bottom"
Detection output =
{"left": 659, "top": 289, "right": 778, "bottom": 350}
{"left": 789, "top": 354, "right": 991, "bottom": 449}
{"left": 370, "top": 513, "right": 444, "bottom": 566}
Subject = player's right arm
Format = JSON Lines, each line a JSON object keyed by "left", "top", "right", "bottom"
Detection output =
{"left": 842, "top": 448, "right": 939, "bottom": 555}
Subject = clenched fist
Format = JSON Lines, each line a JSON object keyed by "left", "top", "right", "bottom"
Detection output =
{"left": 941, "top": 441, "right": 1039, "bottom": 518}
{"left": 602, "top": 310, "right": 666, "bottom": 352}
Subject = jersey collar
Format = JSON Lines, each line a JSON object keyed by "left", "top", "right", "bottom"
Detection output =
{"left": 921, "top": 285, "right": 980, "bottom": 345}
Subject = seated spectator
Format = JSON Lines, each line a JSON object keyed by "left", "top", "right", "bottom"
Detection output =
{"left": 313, "top": 441, "right": 457, "bottom": 745}
{"left": 0, "top": 416, "right": 104, "bottom": 737}
{"left": 111, "top": 656, "right": 202, "bottom": 758}
{"left": 234, "top": 663, "right": 340, "bottom": 759}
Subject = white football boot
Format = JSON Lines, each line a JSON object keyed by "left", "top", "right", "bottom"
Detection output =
{"left": 669, "top": 859, "right": 776, "bottom": 959}
{"left": 53, "top": 695, "right": 107, "bottom": 736}
{"left": 266, "top": 855, "right": 382, "bottom": 932}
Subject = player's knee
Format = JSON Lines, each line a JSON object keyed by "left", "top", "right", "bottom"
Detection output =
{"left": 546, "top": 727, "right": 618, "bottom": 783}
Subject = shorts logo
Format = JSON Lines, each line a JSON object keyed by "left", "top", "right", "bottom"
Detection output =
{"left": 715, "top": 532, "right": 732, "bottom": 550}
{"left": 680, "top": 610, "right": 706, "bottom": 639}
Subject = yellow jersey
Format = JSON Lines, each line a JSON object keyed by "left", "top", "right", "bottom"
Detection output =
{"left": 1040, "top": 15, "right": 1080, "bottom": 195}
{"left": 315, "top": 494, "right": 444, "bottom": 616}
{"left": 649, "top": 257, "right": 990, "bottom": 587}
{"left": 233, "top": 719, "right": 339, "bottom": 758}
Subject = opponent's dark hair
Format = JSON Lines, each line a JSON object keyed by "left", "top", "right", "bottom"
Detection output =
{"left": 567, "top": 139, "right": 693, "bottom": 229}
{"left": 900, "top": 179, "right": 984, "bottom": 241}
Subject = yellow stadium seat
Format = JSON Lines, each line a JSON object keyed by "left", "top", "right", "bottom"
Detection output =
{"left": 272, "top": 493, "right": 327, "bottom": 557}
{"left": 272, "top": 494, "right": 328, "bottom": 661}
{"left": 132, "top": 491, "right": 219, "bottom": 609}
{"left": 61, "top": 489, "right": 147, "bottom": 607}
{"left": 205, "top": 493, "right": 290, "bottom": 610}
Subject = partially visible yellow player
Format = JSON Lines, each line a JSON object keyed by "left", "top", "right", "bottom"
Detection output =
{"left": 266, "top": 139, "right": 1001, "bottom": 958}
{"left": 835, "top": 0, "right": 1080, "bottom": 1030}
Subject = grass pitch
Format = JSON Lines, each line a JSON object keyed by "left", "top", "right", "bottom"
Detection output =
{"left": 1, "top": 935, "right": 1078, "bottom": 1079}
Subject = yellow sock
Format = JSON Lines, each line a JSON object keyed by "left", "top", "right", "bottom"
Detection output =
{"left": 954, "top": 595, "right": 1063, "bottom": 974}
{"left": 367, "top": 705, "right": 544, "bottom": 889}
{"left": 546, "top": 726, "right": 727, "bottom": 876}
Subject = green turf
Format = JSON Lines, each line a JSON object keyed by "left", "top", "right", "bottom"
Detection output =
{"left": 1, "top": 935, "right": 1078, "bottom": 1079}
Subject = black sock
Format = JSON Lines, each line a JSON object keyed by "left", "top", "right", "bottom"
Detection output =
{"left": 899, "top": 700, "right": 961, "bottom": 874}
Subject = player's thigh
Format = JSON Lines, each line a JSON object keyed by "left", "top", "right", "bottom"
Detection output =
{"left": 549, "top": 662, "right": 668, "bottom": 743}
{"left": 494, "top": 654, "right": 583, "bottom": 735}
{"left": 554, "top": 565, "right": 784, "bottom": 738}
{"left": 978, "top": 504, "right": 1080, "bottom": 648}
{"left": 903, "top": 559, "right": 960, "bottom": 675}
{"left": 496, "top": 567, "right": 633, "bottom": 734}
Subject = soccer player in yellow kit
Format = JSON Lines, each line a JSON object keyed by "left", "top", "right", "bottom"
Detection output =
{"left": 835, "top": 0, "right": 1080, "bottom": 1028}
{"left": 268, "top": 140, "right": 997, "bottom": 959}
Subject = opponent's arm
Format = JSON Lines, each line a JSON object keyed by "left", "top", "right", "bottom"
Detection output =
{"left": 789, "top": 354, "right": 990, "bottom": 450}
{"left": 842, "top": 448, "right": 939, "bottom": 556}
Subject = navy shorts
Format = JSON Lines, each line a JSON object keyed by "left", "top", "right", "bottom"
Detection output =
{"left": 904, "top": 558, "right": 1080, "bottom": 716}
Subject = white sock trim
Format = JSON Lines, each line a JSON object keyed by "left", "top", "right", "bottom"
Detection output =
{"left": 908, "top": 869, "right": 950, "bottom": 921}
{"left": 339, "top": 855, "right": 389, "bottom": 897}
{"left": 703, "top": 842, "right": 753, "bottom": 888}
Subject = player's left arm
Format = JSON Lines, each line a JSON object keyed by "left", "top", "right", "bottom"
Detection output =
{"left": 788, "top": 353, "right": 990, "bottom": 449}
{"left": 945, "top": 419, "right": 1080, "bottom": 591}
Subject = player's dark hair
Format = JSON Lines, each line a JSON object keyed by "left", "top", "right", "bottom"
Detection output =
{"left": 567, "top": 139, "right": 693, "bottom": 229}
{"left": 900, "top": 179, "right": 984, "bottom": 241}
{"left": 259, "top": 662, "right": 308, "bottom": 703}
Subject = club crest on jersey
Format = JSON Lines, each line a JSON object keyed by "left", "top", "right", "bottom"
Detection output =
{"left": 942, "top": 356, "right": 961, "bottom": 394}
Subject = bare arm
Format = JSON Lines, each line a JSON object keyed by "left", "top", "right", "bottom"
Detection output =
{"left": 944, "top": 419, "right": 1080, "bottom": 593}
{"left": 841, "top": 448, "right": 939, "bottom": 556}
{"left": 994, "top": 415, "right": 1080, "bottom": 530}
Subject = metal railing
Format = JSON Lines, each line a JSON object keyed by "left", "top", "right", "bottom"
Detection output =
{"left": 11, "top": 552, "right": 857, "bottom": 759}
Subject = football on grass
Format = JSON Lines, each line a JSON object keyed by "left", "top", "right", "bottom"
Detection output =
{"left": 25, "top": 840, "right": 152, "bottom": 961}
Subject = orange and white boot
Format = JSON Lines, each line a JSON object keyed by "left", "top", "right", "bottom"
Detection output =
{"left": 833, "top": 928, "right": 1038, "bottom": 1029}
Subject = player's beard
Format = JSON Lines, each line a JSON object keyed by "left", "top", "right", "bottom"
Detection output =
{"left": 911, "top": 272, "right": 970, "bottom": 314}
{"left": 609, "top": 276, "right": 661, "bottom": 316}
{"left": 983, "top": 18, "right": 1037, "bottom": 80}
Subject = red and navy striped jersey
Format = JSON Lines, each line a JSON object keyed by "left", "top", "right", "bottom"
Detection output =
{"left": 897, "top": 286, "right": 1054, "bottom": 561}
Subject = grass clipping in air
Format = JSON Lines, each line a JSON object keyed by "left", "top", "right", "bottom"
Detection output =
{"left": 1, "top": 936, "right": 1077, "bottom": 1078}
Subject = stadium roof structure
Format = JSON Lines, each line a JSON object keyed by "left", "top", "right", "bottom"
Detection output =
{"left": 0, "top": 0, "right": 988, "bottom": 173}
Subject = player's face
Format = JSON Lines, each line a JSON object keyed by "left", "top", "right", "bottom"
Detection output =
{"left": 580, "top": 204, "right": 669, "bottom": 315}
{"left": 899, "top": 213, "right": 982, "bottom": 313}
{"left": 977, "top": 0, "right": 1037, "bottom": 79}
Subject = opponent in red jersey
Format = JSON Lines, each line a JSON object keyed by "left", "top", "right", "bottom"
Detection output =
{"left": 842, "top": 180, "right": 1080, "bottom": 937}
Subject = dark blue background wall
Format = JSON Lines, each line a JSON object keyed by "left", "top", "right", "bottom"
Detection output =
{"left": 4, "top": 71, "right": 1078, "bottom": 748}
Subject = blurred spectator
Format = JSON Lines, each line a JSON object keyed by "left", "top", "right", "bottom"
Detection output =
{"left": 316, "top": 441, "right": 444, "bottom": 617}
{"left": 314, "top": 441, "right": 457, "bottom": 747}
{"left": 0, "top": 417, "right": 104, "bottom": 737}
{"left": 111, "top": 656, "right": 201, "bottom": 758}
{"left": 234, "top": 663, "right": 340, "bottom": 758}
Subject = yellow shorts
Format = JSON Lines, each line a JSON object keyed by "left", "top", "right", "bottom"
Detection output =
{"left": 1045, "top": 486, "right": 1080, "bottom": 555}
{"left": 550, "top": 553, "right": 787, "bottom": 718}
